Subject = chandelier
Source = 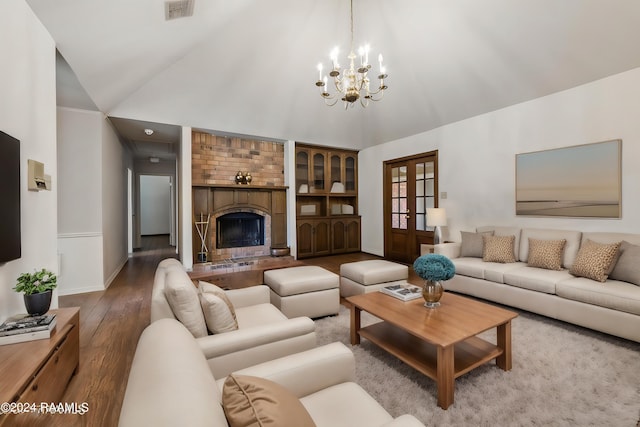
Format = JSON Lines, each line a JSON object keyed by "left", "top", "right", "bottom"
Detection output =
{"left": 315, "top": 0, "right": 388, "bottom": 108}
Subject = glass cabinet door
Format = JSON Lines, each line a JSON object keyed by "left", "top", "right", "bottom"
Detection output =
{"left": 345, "top": 155, "right": 356, "bottom": 192}
{"left": 295, "top": 150, "right": 309, "bottom": 193}
{"left": 330, "top": 154, "right": 341, "bottom": 188}
{"left": 312, "top": 152, "right": 325, "bottom": 192}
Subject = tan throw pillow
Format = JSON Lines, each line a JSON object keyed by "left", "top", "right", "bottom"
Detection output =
{"left": 460, "top": 231, "right": 494, "bottom": 258}
{"left": 608, "top": 241, "right": 640, "bottom": 286}
{"left": 527, "top": 238, "right": 567, "bottom": 270}
{"left": 482, "top": 235, "right": 516, "bottom": 263}
{"left": 198, "top": 281, "right": 238, "bottom": 334}
{"left": 569, "top": 239, "right": 621, "bottom": 282}
{"left": 223, "top": 374, "right": 316, "bottom": 427}
{"left": 164, "top": 271, "right": 208, "bottom": 338}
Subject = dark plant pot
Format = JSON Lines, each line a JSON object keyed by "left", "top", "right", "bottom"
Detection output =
{"left": 23, "top": 290, "right": 53, "bottom": 316}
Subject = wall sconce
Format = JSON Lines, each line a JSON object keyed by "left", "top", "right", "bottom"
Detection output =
{"left": 234, "top": 171, "right": 252, "bottom": 185}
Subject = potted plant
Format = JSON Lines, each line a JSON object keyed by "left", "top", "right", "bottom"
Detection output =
{"left": 13, "top": 268, "right": 57, "bottom": 315}
{"left": 412, "top": 254, "right": 455, "bottom": 308}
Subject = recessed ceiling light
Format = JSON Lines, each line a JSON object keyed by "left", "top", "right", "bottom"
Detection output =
{"left": 149, "top": 157, "right": 160, "bottom": 163}
{"left": 144, "top": 128, "right": 154, "bottom": 136}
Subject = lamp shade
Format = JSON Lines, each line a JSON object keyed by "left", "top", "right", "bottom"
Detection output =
{"left": 426, "top": 208, "right": 447, "bottom": 227}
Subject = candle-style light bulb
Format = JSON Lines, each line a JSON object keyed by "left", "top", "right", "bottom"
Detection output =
{"left": 378, "top": 54, "right": 383, "bottom": 72}
{"left": 317, "top": 63, "right": 323, "bottom": 81}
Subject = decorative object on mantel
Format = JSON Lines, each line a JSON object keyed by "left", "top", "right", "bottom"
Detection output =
{"left": 315, "top": 0, "right": 388, "bottom": 108}
{"left": 234, "top": 171, "right": 252, "bottom": 185}
{"left": 426, "top": 208, "right": 447, "bottom": 244}
{"left": 13, "top": 268, "right": 57, "bottom": 315}
{"left": 412, "top": 254, "right": 455, "bottom": 308}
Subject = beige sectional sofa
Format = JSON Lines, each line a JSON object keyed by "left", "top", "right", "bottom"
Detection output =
{"left": 444, "top": 226, "right": 640, "bottom": 343}
{"left": 151, "top": 258, "right": 317, "bottom": 377}
{"left": 119, "top": 318, "right": 426, "bottom": 427}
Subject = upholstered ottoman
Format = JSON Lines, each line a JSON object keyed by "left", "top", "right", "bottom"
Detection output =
{"left": 340, "top": 260, "right": 409, "bottom": 297}
{"left": 264, "top": 266, "right": 340, "bottom": 319}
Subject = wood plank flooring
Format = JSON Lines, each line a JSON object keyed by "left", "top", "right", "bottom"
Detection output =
{"left": 53, "top": 239, "right": 409, "bottom": 427}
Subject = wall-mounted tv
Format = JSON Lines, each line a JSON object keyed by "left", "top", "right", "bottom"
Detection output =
{"left": 0, "top": 131, "right": 21, "bottom": 263}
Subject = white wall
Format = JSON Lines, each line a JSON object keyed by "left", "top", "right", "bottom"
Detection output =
{"left": 57, "top": 108, "right": 131, "bottom": 294}
{"left": 359, "top": 67, "right": 640, "bottom": 256}
{"left": 0, "top": 0, "right": 58, "bottom": 321}
{"left": 101, "top": 117, "right": 130, "bottom": 287}
{"left": 140, "top": 175, "right": 171, "bottom": 235}
{"left": 179, "top": 127, "right": 193, "bottom": 270}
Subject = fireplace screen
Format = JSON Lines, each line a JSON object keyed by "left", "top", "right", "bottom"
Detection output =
{"left": 217, "top": 212, "right": 265, "bottom": 249}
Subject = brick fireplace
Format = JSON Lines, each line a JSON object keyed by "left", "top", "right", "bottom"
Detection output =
{"left": 192, "top": 131, "right": 287, "bottom": 264}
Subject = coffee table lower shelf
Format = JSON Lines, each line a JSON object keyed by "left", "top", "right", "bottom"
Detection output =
{"left": 358, "top": 322, "right": 503, "bottom": 401}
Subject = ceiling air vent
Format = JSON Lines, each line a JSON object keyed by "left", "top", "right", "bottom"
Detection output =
{"left": 165, "top": 0, "right": 194, "bottom": 20}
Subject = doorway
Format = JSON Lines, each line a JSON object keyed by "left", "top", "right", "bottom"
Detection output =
{"left": 140, "top": 175, "right": 173, "bottom": 239}
{"left": 383, "top": 152, "right": 439, "bottom": 263}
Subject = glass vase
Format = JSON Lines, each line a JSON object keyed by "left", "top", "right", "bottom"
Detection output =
{"left": 422, "top": 280, "right": 443, "bottom": 308}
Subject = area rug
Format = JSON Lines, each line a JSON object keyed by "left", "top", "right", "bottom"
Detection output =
{"left": 314, "top": 302, "right": 640, "bottom": 427}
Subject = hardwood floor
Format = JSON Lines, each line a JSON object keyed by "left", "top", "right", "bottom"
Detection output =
{"left": 53, "top": 243, "right": 412, "bottom": 427}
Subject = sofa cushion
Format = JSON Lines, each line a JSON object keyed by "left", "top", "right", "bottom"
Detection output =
{"left": 526, "top": 238, "right": 566, "bottom": 271}
{"left": 556, "top": 277, "right": 640, "bottom": 316}
{"left": 503, "top": 266, "right": 572, "bottom": 294}
{"left": 223, "top": 374, "right": 316, "bottom": 427}
{"left": 198, "top": 282, "right": 238, "bottom": 334}
{"left": 477, "top": 226, "right": 522, "bottom": 259}
{"left": 452, "top": 258, "right": 487, "bottom": 279}
{"left": 519, "top": 228, "right": 582, "bottom": 267}
{"left": 569, "top": 239, "right": 621, "bottom": 282}
{"left": 339, "top": 260, "right": 407, "bottom": 286}
{"left": 235, "top": 303, "right": 288, "bottom": 328}
{"left": 460, "top": 231, "right": 493, "bottom": 258}
{"left": 609, "top": 241, "right": 640, "bottom": 286}
{"left": 164, "top": 270, "right": 208, "bottom": 338}
{"left": 300, "top": 382, "right": 393, "bottom": 427}
{"left": 483, "top": 235, "right": 517, "bottom": 263}
{"left": 482, "top": 262, "right": 527, "bottom": 284}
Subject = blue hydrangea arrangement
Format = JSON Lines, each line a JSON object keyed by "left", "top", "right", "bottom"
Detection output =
{"left": 413, "top": 254, "right": 455, "bottom": 282}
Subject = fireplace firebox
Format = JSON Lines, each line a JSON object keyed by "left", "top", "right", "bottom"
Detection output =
{"left": 216, "top": 212, "right": 265, "bottom": 249}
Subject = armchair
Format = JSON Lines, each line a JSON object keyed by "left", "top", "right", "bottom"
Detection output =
{"left": 150, "top": 258, "right": 317, "bottom": 377}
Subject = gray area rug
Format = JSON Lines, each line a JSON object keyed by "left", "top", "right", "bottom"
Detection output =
{"left": 314, "top": 300, "right": 640, "bottom": 427}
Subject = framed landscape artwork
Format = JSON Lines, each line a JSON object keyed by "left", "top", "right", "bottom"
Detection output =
{"left": 516, "top": 140, "right": 621, "bottom": 218}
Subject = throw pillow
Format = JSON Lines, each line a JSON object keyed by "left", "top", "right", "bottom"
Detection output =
{"left": 569, "top": 239, "right": 621, "bottom": 282}
{"left": 164, "top": 271, "right": 208, "bottom": 338}
{"left": 482, "top": 235, "right": 517, "bottom": 263}
{"left": 223, "top": 374, "right": 316, "bottom": 427}
{"left": 527, "top": 238, "right": 567, "bottom": 271}
{"left": 609, "top": 241, "right": 640, "bottom": 286}
{"left": 460, "top": 231, "right": 494, "bottom": 257}
{"left": 198, "top": 281, "right": 238, "bottom": 334}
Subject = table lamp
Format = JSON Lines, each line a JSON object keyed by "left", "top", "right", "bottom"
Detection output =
{"left": 426, "top": 208, "right": 447, "bottom": 245}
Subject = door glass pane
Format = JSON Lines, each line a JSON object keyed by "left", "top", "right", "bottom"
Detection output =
{"left": 392, "top": 198, "right": 399, "bottom": 213}
{"left": 416, "top": 163, "right": 425, "bottom": 180}
{"left": 399, "top": 198, "right": 407, "bottom": 213}
{"left": 345, "top": 156, "right": 356, "bottom": 191}
{"left": 416, "top": 214, "right": 425, "bottom": 231}
{"left": 391, "top": 166, "right": 408, "bottom": 230}
{"left": 392, "top": 214, "right": 399, "bottom": 228}
{"left": 426, "top": 179, "right": 434, "bottom": 197}
{"left": 416, "top": 197, "right": 425, "bottom": 214}
{"left": 399, "top": 181, "right": 407, "bottom": 197}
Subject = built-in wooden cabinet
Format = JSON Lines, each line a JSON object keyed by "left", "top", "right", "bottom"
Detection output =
{"left": 295, "top": 143, "right": 360, "bottom": 258}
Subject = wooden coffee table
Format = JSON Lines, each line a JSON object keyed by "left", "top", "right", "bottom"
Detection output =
{"left": 347, "top": 291, "right": 518, "bottom": 409}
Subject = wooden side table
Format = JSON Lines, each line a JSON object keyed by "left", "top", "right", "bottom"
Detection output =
{"left": 0, "top": 307, "right": 80, "bottom": 426}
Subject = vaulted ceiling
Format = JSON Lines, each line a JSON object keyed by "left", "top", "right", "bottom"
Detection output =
{"left": 27, "top": 0, "right": 640, "bottom": 151}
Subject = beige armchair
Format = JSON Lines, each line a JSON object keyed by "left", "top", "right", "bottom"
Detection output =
{"left": 151, "top": 258, "right": 317, "bottom": 377}
{"left": 119, "top": 318, "right": 426, "bottom": 427}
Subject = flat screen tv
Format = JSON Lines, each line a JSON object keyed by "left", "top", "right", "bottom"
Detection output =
{"left": 0, "top": 131, "right": 21, "bottom": 263}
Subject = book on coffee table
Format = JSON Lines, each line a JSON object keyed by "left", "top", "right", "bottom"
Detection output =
{"left": 380, "top": 283, "right": 423, "bottom": 301}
